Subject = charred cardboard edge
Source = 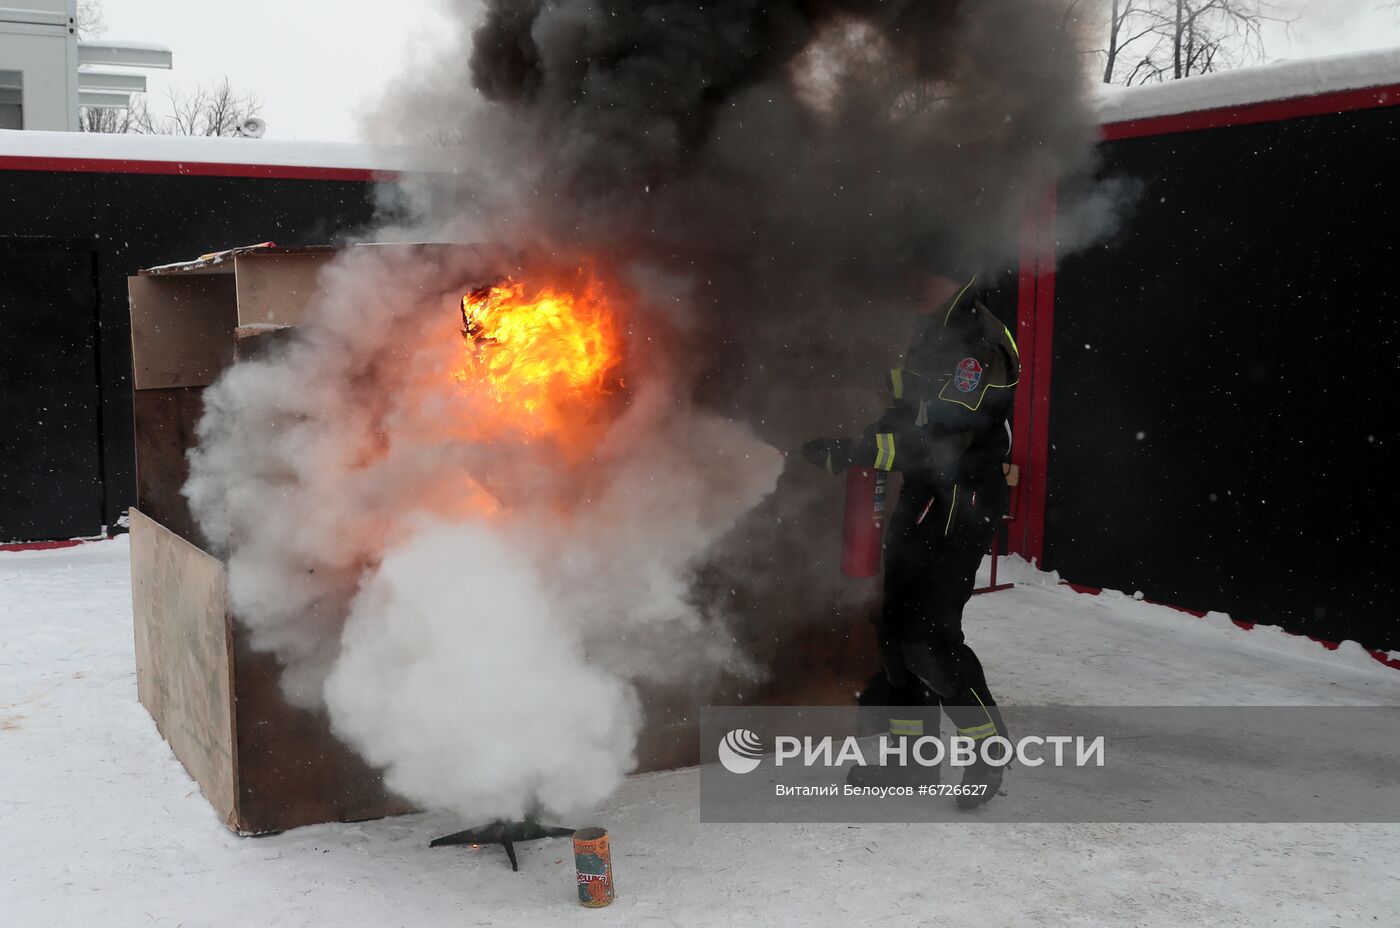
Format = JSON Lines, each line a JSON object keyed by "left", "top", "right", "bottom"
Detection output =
{"left": 140, "top": 243, "right": 337, "bottom": 277}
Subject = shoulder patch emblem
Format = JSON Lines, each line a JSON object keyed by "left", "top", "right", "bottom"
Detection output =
{"left": 954, "top": 357, "right": 983, "bottom": 393}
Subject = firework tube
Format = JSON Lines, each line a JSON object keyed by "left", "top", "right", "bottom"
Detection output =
{"left": 574, "top": 827, "right": 615, "bottom": 907}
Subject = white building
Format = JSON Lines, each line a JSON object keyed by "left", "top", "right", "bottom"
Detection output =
{"left": 0, "top": 1, "right": 170, "bottom": 130}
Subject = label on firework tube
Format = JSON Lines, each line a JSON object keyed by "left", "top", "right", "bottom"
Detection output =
{"left": 574, "top": 827, "right": 615, "bottom": 907}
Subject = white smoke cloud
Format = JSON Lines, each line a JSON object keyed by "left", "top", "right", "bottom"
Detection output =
{"left": 324, "top": 519, "right": 642, "bottom": 820}
{"left": 186, "top": 244, "right": 783, "bottom": 821}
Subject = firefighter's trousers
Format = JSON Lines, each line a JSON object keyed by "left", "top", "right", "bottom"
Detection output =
{"left": 878, "top": 474, "right": 1009, "bottom": 744}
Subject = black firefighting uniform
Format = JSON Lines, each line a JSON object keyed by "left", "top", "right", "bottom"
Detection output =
{"left": 816, "top": 279, "right": 1019, "bottom": 745}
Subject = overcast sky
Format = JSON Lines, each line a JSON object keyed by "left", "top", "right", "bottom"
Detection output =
{"left": 98, "top": 0, "right": 456, "bottom": 142}
{"left": 96, "top": 0, "right": 1400, "bottom": 145}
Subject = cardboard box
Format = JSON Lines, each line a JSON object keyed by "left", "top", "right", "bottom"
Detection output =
{"left": 128, "top": 244, "right": 876, "bottom": 834}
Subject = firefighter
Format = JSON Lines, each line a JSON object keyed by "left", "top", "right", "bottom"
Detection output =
{"left": 802, "top": 274, "right": 1018, "bottom": 810}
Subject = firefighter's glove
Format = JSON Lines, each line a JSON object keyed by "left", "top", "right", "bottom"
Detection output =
{"left": 800, "top": 438, "right": 851, "bottom": 475}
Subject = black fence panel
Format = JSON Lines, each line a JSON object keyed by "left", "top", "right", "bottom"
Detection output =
{"left": 1047, "top": 108, "right": 1400, "bottom": 653}
{"left": 0, "top": 168, "right": 380, "bottom": 541}
{"left": 1261, "top": 107, "right": 1400, "bottom": 650}
{"left": 0, "top": 241, "right": 102, "bottom": 540}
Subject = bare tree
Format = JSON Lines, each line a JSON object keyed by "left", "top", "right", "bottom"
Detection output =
{"left": 83, "top": 80, "right": 261, "bottom": 136}
{"left": 162, "top": 79, "right": 262, "bottom": 136}
{"left": 79, "top": 101, "right": 146, "bottom": 134}
{"left": 76, "top": 0, "right": 105, "bottom": 39}
{"left": 1094, "top": 0, "right": 1292, "bottom": 85}
{"left": 1166, "top": 0, "right": 1282, "bottom": 79}
{"left": 1099, "top": 0, "right": 1170, "bottom": 84}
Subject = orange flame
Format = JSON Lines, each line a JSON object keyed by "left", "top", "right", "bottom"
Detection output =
{"left": 455, "top": 276, "right": 622, "bottom": 442}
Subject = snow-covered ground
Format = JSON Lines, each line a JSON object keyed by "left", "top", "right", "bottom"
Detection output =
{"left": 3, "top": 539, "right": 1398, "bottom": 927}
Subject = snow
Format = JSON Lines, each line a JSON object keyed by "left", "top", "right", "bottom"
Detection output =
{"left": 77, "top": 40, "right": 174, "bottom": 54}
{"left": 0, "top": 127, "right": 417, "bottom": 173}
{"left": 1097, "top": 46, "right": 1400, "bottom": 126}
{"left": 3, "top": 539, "right": 1398, "bottom": 926}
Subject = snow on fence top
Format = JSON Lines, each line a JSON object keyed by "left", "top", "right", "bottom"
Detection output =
{"left": 7, "top": 45, "right": 1400, "bottom": 172}
{"left": 1097, "top": 46, "right": 1400, "bottom": 126}
{"left": 0, "top": 128, "right": 420, "bottom": 178}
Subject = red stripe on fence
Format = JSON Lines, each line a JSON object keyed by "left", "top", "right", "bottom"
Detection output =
{"left": 0, "top": 539, "right": 88, "bottom": 553}
{"left": 1019, "top": 191, "right": 1057, "bottom": 567}
{"left": 0, "top": 155, "right": 392, "bottom": 183}
{"left": 1101, "top": 83, "right": 1400, "bottom": 142}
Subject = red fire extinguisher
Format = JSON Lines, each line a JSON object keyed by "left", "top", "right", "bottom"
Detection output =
{"left": 840, "top": 466, "right": 888, "bottom": 578}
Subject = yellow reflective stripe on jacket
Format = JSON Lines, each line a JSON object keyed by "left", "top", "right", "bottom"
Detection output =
{"left": 874, "top": 433, "right": 896, "bottom": 471}
{"left": 944, "top": 484, "right": 959, "bottom": 536}
{"left": 957, "top": 722, "right": 998, "bottom": 741}
{"left": 1003, "top": 324, "right": 1020, "bottom": 358}
{"left": 890, "top": 367, "right": 904, "bottom": 400}
{"left": 889, "top": 718, "right": 924, "bottom": 737}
